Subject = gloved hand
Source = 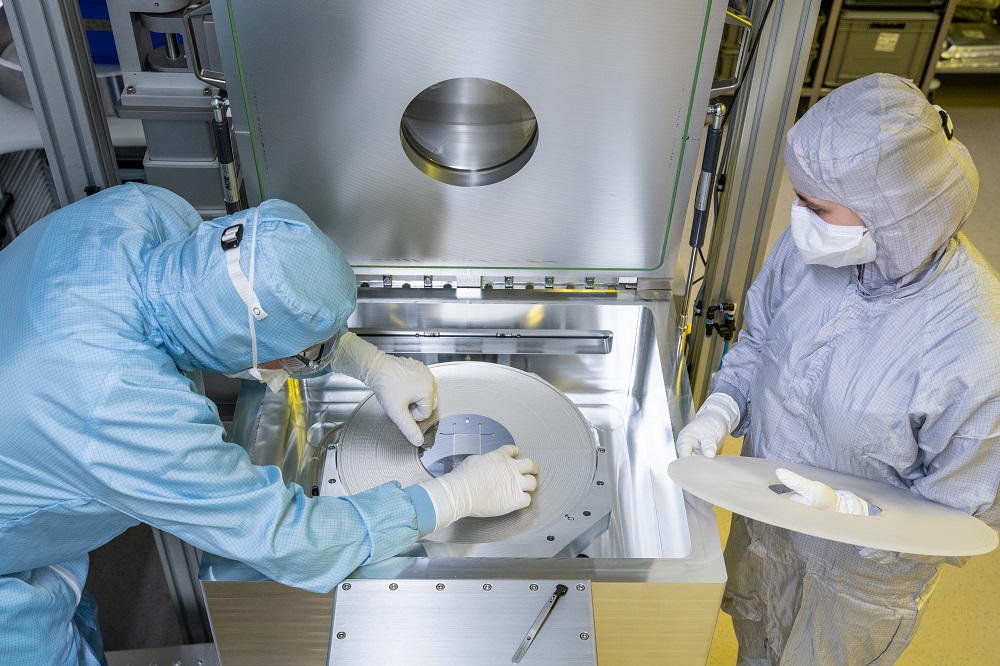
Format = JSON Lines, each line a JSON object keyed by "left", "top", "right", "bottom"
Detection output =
{"left": 675, "top": 393, "right": 741, "bottom": 458}
{"left": 329, "top": 332, "right": 438, "bottom": 446}
{"left": 419, "top": 445, "right": 539, "bottom": 531}
{"left": 776, "top": 468, "right": 870, "bottom": 516}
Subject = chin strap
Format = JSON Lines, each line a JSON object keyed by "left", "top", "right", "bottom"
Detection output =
{"left": 222, "top": 208, "right": 268, "bottom": 370}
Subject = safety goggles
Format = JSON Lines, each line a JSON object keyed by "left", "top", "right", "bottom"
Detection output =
{"left": 278, "top": 336, "right": 338, "bottom": 376}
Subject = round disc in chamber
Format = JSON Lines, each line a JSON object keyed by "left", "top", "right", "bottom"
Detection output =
{"left": 335, "top": 362, "right": 596, "bottom": 544}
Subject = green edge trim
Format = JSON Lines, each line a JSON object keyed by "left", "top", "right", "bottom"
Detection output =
{"left": 225, "top": 0, "right": 266, "bottom": 202}
{"left": 653, "top": 0, "right": 717, "bottom": 272}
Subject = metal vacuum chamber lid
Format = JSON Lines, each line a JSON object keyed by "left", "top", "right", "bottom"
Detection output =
{"left": 668, "top": 456, "right": 999, "bottom": 557}
{"left": 325, "top": 362, "right": 612, "bottom": 556}
{"left": 218, "top": 1, "right": 727, "bottom": 277}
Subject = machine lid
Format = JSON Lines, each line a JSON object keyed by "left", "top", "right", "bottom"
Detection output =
{"left": 222, "top": 1, "right": 726, "bottom": 276}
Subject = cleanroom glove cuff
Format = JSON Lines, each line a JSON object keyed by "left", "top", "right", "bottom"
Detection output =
{"left": 329, "top": 331, "right": 438, "bottom": 446}
{"left": 675, "top": 392, "right": 741, "bottom": 458}
{"left": 418, "top": 445, "right": 539, "bottom": 532}
{"left": 775, "top": 468, "right": 871, "bottom": 516}
{"left": 402, "top": 485, "right": 438, "bottom": 537}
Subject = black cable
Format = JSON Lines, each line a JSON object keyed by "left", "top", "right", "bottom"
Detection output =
{"left": 698, "top": 247, "right": 708, "bottom": 266}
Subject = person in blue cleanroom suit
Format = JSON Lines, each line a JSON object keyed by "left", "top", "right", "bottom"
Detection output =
{"left": 676, "top": 73, "right": 1000, "bottom": 664}
{"left": 0, "top": 183, "right": 539, "bottom": 665}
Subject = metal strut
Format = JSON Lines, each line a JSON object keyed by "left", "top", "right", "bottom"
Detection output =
{"left": 677, "top": 103, "right": 727, "bottom": 375}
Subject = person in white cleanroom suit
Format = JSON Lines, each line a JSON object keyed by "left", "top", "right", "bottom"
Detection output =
{"left": 676, "top": 72, "right": 1000, "bottom": 664}
{"left": 0, "top": 183, "right": 538, "bottom": 665}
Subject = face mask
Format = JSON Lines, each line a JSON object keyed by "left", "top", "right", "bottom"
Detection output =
{"left": 789, "top": 203, "right": 877, "bottom": 267}
{"left": 224, "top": 368, "right": 289, "bottom": 393}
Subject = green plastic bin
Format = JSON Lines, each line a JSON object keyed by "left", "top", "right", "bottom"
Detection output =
{"left": 824, "top": 10, "right": 940, "bottom": 87}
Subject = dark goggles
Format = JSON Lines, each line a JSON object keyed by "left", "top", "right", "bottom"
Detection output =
{"left": 278, "top": 337, "right": 338, "bottom": 376}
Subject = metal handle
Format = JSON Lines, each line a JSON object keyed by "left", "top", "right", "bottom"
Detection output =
{"left": 710, "top": 9, "right": 753, "bottom": 99}
{"left": 182, "top": 0, "right": 225, "bottom": 88}
{"left": 512, "top": 584, "right": 570, "bottom": 663}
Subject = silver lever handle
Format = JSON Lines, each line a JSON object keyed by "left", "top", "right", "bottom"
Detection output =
{"left": 182, "top": 0, "right": 225, "bottom": 88}
{"left": 710, "top": 9, "right": 753, "bottom": 99}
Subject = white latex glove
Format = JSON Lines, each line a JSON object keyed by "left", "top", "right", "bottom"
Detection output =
{"left": 419, "top": 445, "right": 539, "bottom": 531}
{"left": 675, "top": 393, "right": 741, "bottom": 458}
{"left": 329, "top": 332, "right": 438, "bottom": 446}
{"left": 776, "top": 468, "right": 870, "bottom": 516}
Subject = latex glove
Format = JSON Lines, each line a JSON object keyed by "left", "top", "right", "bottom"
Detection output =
{"left": 419, "top": 445, "right": 539, "bottom": 531}
{"left": 675, "top": 393, "right": 741, "bottom": 458}
{"left": 776, "top": 468, "right": 870, "bottom": 516}
{"left": 329, "top": 332, "right": 438, "bottom": 446}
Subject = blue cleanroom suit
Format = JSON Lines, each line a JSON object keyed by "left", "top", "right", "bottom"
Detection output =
{"left": 712, "top": 74, "right": 1000, "bottom": 664}
{"left": 0, "top": 184, "right": 424, "bottom": 664}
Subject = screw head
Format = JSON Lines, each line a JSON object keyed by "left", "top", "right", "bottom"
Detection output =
{"left": 583, "top": 511, "right": 592, "bottom": 516}
{"left": 436, "top": 583, "right": 445, "bottom": 591}
{"left": 580, "top": 632, "right": 590, "bottom": 640}
{"left": 337, "top": 631, "right": 347, "bottom": 640}
{"left": 483, "top": 583, "right": 492, "bottom": 591}
{"left": 546, "top": 535, "right": 555, "bottom": 541}
{"left": 596, "top": 480, "right": 605, "bottom": 486}
{"left": 125, "top": 85, "right": 136, "bottom": 94}
{"left": 529, "top": 584, "right": 539, "bottom": 591}
{"left": 598, "top": 447, "right": 606, "bottom": 453}
{"left": 203, "top": 87, "right": 212, "bottom": 96}
{"left": 341, "top": 583, "right": 351, "bottom": 591}
{"left": 389, "top": 583, "right": 398, "bottom": 591}
{"left": 576, "top": 584, "right": 586, "bottom": 591}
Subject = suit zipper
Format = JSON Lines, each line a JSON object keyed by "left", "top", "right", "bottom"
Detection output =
{"left": 49, "top": 564, "right": 83, "bottom": 606}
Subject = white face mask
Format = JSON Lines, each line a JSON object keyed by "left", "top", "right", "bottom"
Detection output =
{"left": 224, "top": 368, "right": 289, "bottom": 393}
{"left": 789, "top": 203, "right": 877, "bottom": 267}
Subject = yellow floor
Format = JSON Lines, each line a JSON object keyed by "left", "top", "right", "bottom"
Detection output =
{"left": 706, "top": 437, "right": 1000, "bottom": 666}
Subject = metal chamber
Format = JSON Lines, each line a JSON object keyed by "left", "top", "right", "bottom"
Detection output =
{"left": 200, "top": 295, "right": 726, "bottom": 665}
{"left": 230, "top": 299, "right": 691, "bottom": 566}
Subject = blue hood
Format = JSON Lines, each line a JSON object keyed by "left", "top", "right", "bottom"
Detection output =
{"left": 144, "top": 199, "right": 357, "bottom": 373}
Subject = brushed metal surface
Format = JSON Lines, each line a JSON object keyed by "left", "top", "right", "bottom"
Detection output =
{"left": 200, "top": 296, "right": 726, "bottom": 663}
{"left": 220, "top": 0, "right": 726, "bottom": 275}
{"left": 329, "top": 579, "right": 596, "bottom": 665}
{"left": 331, "top": 362, "right": 600, "bottom": 547}
{"left": 250, "top": 299, "right": 691, "bottom": 561}
{"left": 400, "top": 77, "right": 539, "bottom": 186}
